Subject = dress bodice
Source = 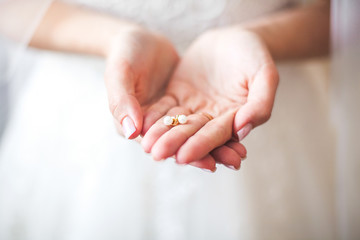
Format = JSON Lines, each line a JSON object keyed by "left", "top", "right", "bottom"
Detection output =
{"left": 73, "top": 0, "right": 299, "bottom": 51}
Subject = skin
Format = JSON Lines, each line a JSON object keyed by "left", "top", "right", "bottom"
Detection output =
{"left": 29, "top": 1, "right": 247, "bottom": 172}
{"left": 141, "top": 0, "right": 330, "bottom": 168}
{"left": 141, "top": 29, "right": 278, "bottom": 166}
{"left": 104, "top": 27, "right": 248, "bottom": 171}
{"left": 29, "top": 0, "right": 330, "bottom": 172}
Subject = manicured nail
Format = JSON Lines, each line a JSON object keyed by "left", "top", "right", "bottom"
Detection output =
{"left": 237, "top": 123, "right": 253, "bottom": 142}
{"left": 177, "top": 162, "right": 187, "bottom": 166}
{"left": 122, "top": 116, "right": 136, "bottom": 139}
{"left": 224, "top": 164, "right": 239, "bottom": 171}
{"left": 201, "top": 168, "right": 216, "bottom": 173}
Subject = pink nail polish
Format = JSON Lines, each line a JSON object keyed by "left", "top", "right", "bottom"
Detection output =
{"left": 237, "top": 123, "right": 253, "bottom": 142}
{"left": 201, "top": 167, "right": 216, "bottom": 173}
{"left": 224, "top": 164, "right": 239, "bottom": 171}
{"left": 177, "top": 162, "right": 187, "bottom": 166}
{"left": 122, "top": 116, "right": 136, "bottom": 139}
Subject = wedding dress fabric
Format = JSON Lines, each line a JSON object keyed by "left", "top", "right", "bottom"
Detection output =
{"left": 0, "top": 0, "right": 338, "bottom": 240}
{"left": 0, "top": 0, "right": 52, "bottom": 143}
{"left": 331, "top": 0, "right": 360, "bottom": 238}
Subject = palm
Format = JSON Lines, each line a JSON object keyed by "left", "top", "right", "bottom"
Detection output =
{"left": 106, "top": 27, "right": 178, "bottom": 105}
{"left": 142, "top": 28, "right": 278, "bottom": 169}
{"left": 166, "top": 40, "right": 249, "bottom": 121}
{"left": 105, "top": 26, "right": 179, "bottom": 139}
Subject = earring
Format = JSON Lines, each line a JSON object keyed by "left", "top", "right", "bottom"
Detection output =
{"left": 163, "top": 115, "right": 187, "bottom": 126}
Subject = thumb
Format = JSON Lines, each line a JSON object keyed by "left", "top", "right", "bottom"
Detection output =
{"left": 105, "top": 61, "right": 143, "bottom": 139}
{"left": 109, "top": 94, "right": 143, "bottom": 139}
{"left": 233, "top": 64, "right": 279, "bottom": 141}
{"left": 233, "top": 101, "right": 270, "bottom": 142}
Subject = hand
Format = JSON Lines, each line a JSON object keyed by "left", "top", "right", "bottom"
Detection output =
{"left": 104, "top": 25, "right": 246, "bottom": 172}
{"left": 104, "top": 25, "right": 179, "bottom": 139}
{"left": 141, "top": 28, "right": 279, "bottom": 170}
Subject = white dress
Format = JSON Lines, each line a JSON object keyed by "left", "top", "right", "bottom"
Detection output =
{"left": 0, "top": 0, "right": 336, "bottom": 240}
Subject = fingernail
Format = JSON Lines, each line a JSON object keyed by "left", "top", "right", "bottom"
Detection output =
{"left": 201, "top": 168, "right": 216, "bottom": 173}
{"left": 237, "top": 123, "right": 253, "bottom": 142}
{"left": 122, "top": 116, "right": 136, "bottom": 139}
{"left": 224, "top": 164, "right": 239, "bottom": 171}
{"left": 177, "top": 162, "right": 187, "bottom": 166}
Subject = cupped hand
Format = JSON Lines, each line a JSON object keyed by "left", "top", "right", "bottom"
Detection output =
{"left": 104, "top": 25, "right": 243, "bottom": 172}
{"left": 104, "top": 25, "right": 179, "bottom": 139}
{"left": 141, "top": 28, "right": 279, "bottom": 170}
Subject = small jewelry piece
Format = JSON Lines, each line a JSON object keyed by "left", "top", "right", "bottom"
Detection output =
{"left": 163, "top": 116, "right": 173, "bottom": 126}
{"left": 163, "top": 115, "right": 187, "bottom": 126}
{"left": 178, "top": 114, "right": 187, "bottom": 124}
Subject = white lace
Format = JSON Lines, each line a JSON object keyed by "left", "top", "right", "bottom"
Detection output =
{"left": 73, "top": 0, "right": 298, "bottom": 51}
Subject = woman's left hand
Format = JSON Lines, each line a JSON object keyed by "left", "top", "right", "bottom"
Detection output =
{"left": 141, "top": 27, "right": 279, "bottom": 170}
{"left": 104, "top": 25, "right": 179, "bottom": 139}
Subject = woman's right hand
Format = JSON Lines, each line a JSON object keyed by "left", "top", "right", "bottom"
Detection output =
{"left": 104, "top": 25, "right": 179, "bottom": 139}
{"left": 105, "top": 25, "right": 248, "bottom": 172}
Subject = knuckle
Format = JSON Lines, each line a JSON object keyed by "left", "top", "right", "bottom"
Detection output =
{"left": 260, "top": 63, "right": 279, "bottom": 87}
{"left": 259, "top": 108, "right": 272, "bottom": 123}
{"left": 108, "top": 98, "right": 121, "bottom": 119}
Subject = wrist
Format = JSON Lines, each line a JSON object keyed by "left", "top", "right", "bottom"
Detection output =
{"left": 211, "top": 26, "right": 271, "bottom": 54}
{"left": 231, "top": 25, "right": 271, "bottom": 49}
{"left": 228, "top": 25, "right": 279, "bottom": 62}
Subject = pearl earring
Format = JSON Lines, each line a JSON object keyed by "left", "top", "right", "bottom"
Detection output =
{"left": 163, "top": 115, "right": 187, "bottom": 126}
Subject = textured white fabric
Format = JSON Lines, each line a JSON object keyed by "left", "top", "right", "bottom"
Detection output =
{"left": 0, "top": 0, "right": 52, "bottom": 143}
{"left": 72, "top": 0, "right": 297, "bottom": 52}
{"left": 0, "top": 1, "right": 336, "bottom": 240}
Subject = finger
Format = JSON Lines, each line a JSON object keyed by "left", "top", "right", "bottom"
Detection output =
{"left": 176, "top": 112, "right": 234, "bottom": 164}
{"left": 188, "top": 154, "right": 217, "bottom": 172}
{"left": 141, "top": 107, "right": 190, "bottom": 155}
{"left": 112, "top": 117, "right": 143, "bottom": 144}
{"left": 210, "top": 145, "right": 242, "bottom": 170}
{"left": 151, "top": 113, "right": 210, "bottom": 161}
{"left": 141, "top": 95, "right": 177, "bottom": 135}
{"left": 234, "top": 64, "right": 279, "bottom": 141}
{"left": 109, "top": 95, "right": 142, "bottom": 140}
{"left": 225, "top": 141, "right": 247, "bottom": 159}
{"left": 105, "top": 58, "right": 143, "bottom": 139}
